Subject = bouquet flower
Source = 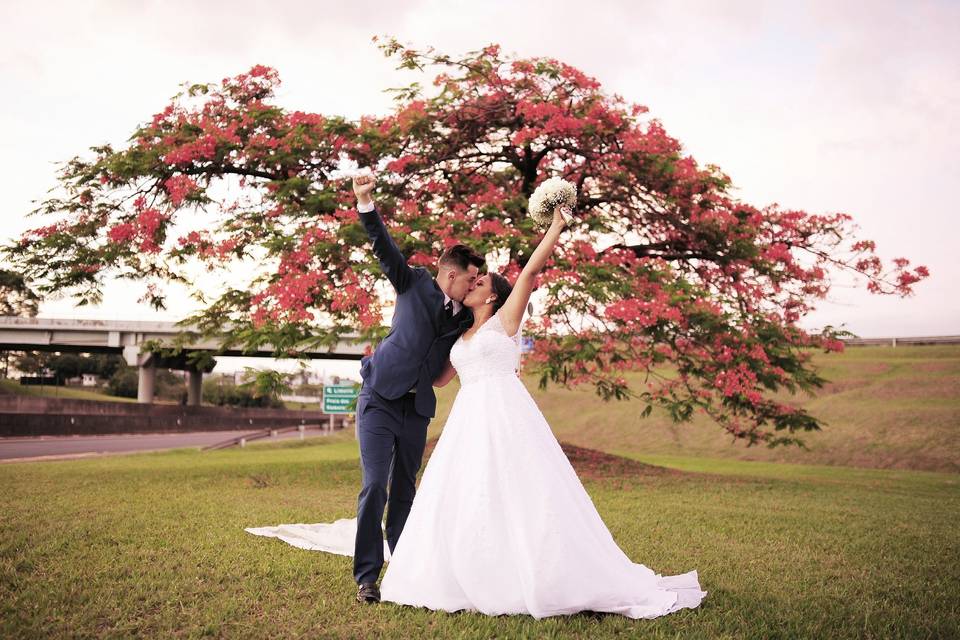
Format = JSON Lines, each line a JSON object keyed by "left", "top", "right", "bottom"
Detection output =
{"left": 528, "top": 177, "right": 576, "bottom": 227}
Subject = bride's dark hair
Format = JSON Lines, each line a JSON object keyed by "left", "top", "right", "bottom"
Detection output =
{"left": 489, "top": 272, "right": 513, "bottom": 313}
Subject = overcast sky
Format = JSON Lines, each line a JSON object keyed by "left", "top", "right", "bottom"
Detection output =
{"left": 1, "top": 0, "right": 957, "bottom": 376}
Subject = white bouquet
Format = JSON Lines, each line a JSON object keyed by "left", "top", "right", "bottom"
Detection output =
{"left": 528, "top": 177, "right": 576, "bottom": 227}
{"left": 329, "top": 164, "right": 374, "bottom": 181}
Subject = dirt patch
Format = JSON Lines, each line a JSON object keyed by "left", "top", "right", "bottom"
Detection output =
{"left": 817, "top": 378, "right": 872, "bottom": 396}
{"left": 908, "top": 362, "right": 954, "bottom": 374}
{"left": 421, "top": 437, "right": 685, "bottom": 481}
{"left": 857, "top": 362, "right": 893, "bottom": 375}
{"left": 867, "top": 376, "right": 960, "bottom": 399}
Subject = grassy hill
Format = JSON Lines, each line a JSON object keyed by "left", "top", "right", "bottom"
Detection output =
{"left": 0, "top": 378, "right": 145, "bottom": 403}
{"left": 431, "top": 344, "right": 960, "bottom": 473}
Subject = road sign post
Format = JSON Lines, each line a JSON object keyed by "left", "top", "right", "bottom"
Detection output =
{"left": 322, "top": 384, "right": 360, "bottom": 427}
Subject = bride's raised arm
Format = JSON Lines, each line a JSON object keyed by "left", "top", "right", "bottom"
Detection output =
{"left": 498, "top": 205, "right": 570, "bottom": 337}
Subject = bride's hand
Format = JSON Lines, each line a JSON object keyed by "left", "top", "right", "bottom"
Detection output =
{"left": 553, "top": 204, "right": 573, "bottom": 228}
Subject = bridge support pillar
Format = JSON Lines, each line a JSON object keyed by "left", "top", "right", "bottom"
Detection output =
{"left": 137, "top": 359, "right": 156, "bottom": 404}
{"left": 187, "top": 368, "right": 203, "bottom": 406}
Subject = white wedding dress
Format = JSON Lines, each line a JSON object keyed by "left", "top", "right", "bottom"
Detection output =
{"left": 247, "top": 311, "right": 706, "bottom": 619}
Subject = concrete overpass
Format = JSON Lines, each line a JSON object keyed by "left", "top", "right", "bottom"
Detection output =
{"left": 0, "top": 316, "right": 369, "bottom": 405}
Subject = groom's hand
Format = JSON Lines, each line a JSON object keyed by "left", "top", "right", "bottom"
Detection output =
{"left": 353, "top": 172, "right": 376, "bottom": 207}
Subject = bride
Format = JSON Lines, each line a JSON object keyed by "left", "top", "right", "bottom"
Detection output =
{"left": 377, "top": 204, "right": 705, "bottom": 619}
{"left": 248, "top": 204, "right": 707, "bottom": 620}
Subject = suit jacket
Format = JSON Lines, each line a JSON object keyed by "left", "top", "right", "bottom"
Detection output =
{"left": 358, "top": 206, "right": 473, "bottom": 418}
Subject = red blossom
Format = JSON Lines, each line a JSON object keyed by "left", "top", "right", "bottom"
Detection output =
{"left": 163, "top": 175, "right": 199, "bottom": 206}
{"left": 8, "top": 45, "right": 929, "bottom": 450}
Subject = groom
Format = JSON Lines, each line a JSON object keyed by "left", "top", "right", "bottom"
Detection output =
{"left": 351, "top": 172, "right": 484, "bottom": 604}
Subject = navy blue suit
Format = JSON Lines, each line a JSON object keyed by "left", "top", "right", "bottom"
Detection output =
{"left": 353, "top": 205, "right": 473, "bottom": 585}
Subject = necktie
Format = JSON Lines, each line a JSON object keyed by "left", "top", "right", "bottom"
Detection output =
{"left": 444, "top": 300, "right": 454, "bottom": 319}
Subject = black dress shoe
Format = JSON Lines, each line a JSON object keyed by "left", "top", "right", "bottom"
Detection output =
{"left": 356, "top": 582, "right": 381, "bottom": 604}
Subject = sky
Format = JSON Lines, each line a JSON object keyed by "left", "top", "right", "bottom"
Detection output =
{"left": 1, "top": 0, "right": 957, "bottom": 377}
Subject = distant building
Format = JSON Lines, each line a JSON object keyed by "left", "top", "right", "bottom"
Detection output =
{"left": 61, "top": 373, "right": 103, "bottom": 387}
{"left": 291, "top": 369, "right": 326, "bottom": 386}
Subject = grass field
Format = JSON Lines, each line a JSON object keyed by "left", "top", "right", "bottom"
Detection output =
{"left": 1, "top": 434, "right": 958, "bottom": 639}
{"left": 1, "top": 344, "right": 957, "bottom": 637}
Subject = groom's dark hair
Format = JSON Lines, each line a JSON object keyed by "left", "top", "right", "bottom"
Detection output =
{"left": 438, "top": 244, "right": 485, "bottom": 272}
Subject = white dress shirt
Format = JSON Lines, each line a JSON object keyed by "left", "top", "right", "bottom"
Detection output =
{"left": 443, "top": 292, "right": 462, "bottom": 317}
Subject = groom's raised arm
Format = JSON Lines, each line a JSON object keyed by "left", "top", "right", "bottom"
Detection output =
{"left": 354, "top": 173, "right": 414, "bottom": 293}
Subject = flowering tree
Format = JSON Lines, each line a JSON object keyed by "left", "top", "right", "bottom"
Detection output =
{"left": 3, "top": 38, "right": 928, "bottom": 446}
{"left": 0, "top": 270, "right": 40, "bottom": 317}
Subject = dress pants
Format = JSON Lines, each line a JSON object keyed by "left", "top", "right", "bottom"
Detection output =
{"left": 353, "top": 384, "right": 430, "bottom": 585}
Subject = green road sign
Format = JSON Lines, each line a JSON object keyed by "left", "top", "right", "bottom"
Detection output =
{"left": 323, "top": 384, "right": 360, "bottom": 414}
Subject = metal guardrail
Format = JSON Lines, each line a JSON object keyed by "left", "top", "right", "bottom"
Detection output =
{"left": 841, "top": 335, "right": 960, "bottom": 347}
{"left": 202, "top": 424, "right": 330, "bottom": 451}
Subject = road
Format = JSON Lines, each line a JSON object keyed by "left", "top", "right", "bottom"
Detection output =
{"left": 0, "top": 428, "right": 334, "bottom": 463}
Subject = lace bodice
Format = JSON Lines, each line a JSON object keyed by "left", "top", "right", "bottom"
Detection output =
{"left": 450, "top": 311, "right": 522, "bottom": 385}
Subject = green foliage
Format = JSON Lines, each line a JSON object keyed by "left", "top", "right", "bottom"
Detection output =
{"left": 107, "top": 366, "right": 138, "bottom": 398}
{"left": 201, "top": 374, "right": 285, "bottom": 408}
{"left": 41, "top": 352, "right": 124, "bottom": 381}
{"left": 105, "top": 363, "right": 185, "bottom": 401}
{"left": 236, "top": 366, "right": 293, "bottom": 402}
{"left": 11, "top": 351, "right": 55, "bottom": 378}
{"left": 0, "top": 269, "right": 40, "bottom": 316}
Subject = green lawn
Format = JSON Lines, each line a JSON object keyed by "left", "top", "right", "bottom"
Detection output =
{"left": 1, "top": 435, "right": 957, "bottom": 639}
{"left": 282, "top": 400, "right": 321, "bottom": 411}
